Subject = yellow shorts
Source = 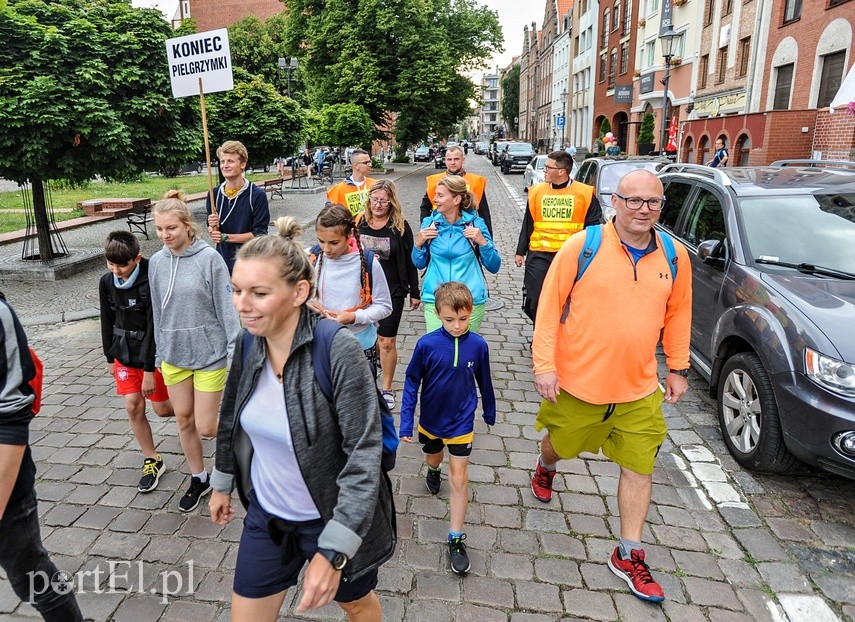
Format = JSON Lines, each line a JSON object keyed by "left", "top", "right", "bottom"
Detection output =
{"left": 160, "top": 362, "right": 227, "bottom": 393}
{"left": 534, "top": 389, "right": 667, "bottom": 475}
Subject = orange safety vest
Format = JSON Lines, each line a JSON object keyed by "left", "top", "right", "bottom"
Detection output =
{"left": 426, "top": 172, "right": 487, "bottom": 208}
{"left": 326, "top": 177, "right": 377, "bottom": 215}
{"left": 527, "top": 181, "right": 595, "bottom": 252}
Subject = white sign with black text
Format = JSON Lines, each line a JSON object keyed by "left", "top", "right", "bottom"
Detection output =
{"left": 165, "top": 29, "right": 233, "bottom": 99}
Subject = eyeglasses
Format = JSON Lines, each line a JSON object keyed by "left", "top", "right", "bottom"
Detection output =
{"left": 369, "top": 197, "right": 391, "bottom": 206}
{"left": 543, "top": 165, "right": 567, "bottom": 172}
{"left": 613, "top": 193, "right": 665, "bottom": 211}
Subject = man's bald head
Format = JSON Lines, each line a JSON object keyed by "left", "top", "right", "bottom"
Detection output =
{"left": 616, "top": 169, "right": 663, "bottom": 196}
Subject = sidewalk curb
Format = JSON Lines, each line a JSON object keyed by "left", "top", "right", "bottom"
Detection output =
{"left": 21, "top": 307, "right": 99, "bottom": 327}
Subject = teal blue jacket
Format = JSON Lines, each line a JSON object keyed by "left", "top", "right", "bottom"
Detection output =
{"left": 412, "top": 209, "right": 501, "bottom": 305}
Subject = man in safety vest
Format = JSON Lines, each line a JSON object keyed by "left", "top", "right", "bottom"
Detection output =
{"left": 326, "top": 148, "right": 376, "bottom": 215}
{"left": 515, "top": 150, "right": 601, "bottom": 323}
{"left": 419, "top": 145, "right": 493, "bottom": 235}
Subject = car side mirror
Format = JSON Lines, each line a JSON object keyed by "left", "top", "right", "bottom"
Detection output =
{"left": 697, "top": 238, "right": 727, "bottom": 268}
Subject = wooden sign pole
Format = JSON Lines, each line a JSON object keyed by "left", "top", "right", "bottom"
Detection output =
{"left": 199, "top": 77, "right": 216, "bottom": 217}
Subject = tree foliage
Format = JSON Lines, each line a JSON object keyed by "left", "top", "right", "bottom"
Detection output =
{"left": 280, "top": 0, "right": 503, "bottom": 148}
{"left": 206, "top": 74, "right": 305, "bottom": 161}
{"left": 0, "top": 0, "right": 201, "bottom": 186}
{"left": 637, "top": 112, "right": 655, "bottom": 144}
{"left": 501, "top": 63, "right": 520, "bottom": 136}
{"left": 308, "top": 104, "right": 375, "bottom": 150}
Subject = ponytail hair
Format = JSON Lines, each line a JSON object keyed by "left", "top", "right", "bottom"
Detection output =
{"left": 153, "top": 190, "right": 200, "bottom": 242}
{"left": 436, "top": 176, "right": 477, "bottom": 213}
{"left": 237, "top": 216, "right": 315, "bottom": 297}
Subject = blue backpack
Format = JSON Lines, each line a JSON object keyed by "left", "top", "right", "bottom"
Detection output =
{"left": 241, "top": 318, "right": 398, "bottom": 472}
{"left": 559, "top": 224, "right": 679, "bottom": 323}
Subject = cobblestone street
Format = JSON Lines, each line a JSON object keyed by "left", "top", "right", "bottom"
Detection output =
{"left": 1, "top": 156, "right": 853, "bottom": 621}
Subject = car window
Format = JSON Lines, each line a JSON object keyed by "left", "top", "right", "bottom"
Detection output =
{"left": 683, "top": 188, "right": 726, "bottom": 247}
{"left": 661, "top": 181, "right": 694, "bottom": 232}
{"left": 582, "top": 163, "right": 598, "bottom": 186}
{"left": 739, "top": 194, "right": 855, "bottom": 274}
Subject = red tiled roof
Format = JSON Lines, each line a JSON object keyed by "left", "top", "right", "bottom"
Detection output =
{"left": 557, "top": 0, "right": 573, "bottom": 16}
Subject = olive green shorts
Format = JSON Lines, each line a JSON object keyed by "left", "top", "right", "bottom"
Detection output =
{"left": 534, "top": 389, "right": 667, "bottom": 475}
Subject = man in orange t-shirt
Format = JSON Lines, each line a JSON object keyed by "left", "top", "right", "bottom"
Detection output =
{"left": 530, "top": 169, "right": 692, "bottom": 604}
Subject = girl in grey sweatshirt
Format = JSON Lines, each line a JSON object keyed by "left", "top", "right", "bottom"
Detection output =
{"left": 149, "top": 191, "right": 240, "bottom": 513}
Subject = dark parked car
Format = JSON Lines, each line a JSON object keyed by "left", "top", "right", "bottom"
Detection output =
{"left": 575, "top": 157, "right": 670, "bottom": 220}
{"left": 500, "top": 142, "right": 537, "bottom": 174}
{"left": 435, "top": 146, "right": 447, "bottom": 169}
{"left": 655, "top": 162, "right": 855, "bottom": 479}
{"left": 490, "top": 141, "right": 512, "bottom": 166}
{"left": 414, "top": 145, "right": 431, "bottom": 162}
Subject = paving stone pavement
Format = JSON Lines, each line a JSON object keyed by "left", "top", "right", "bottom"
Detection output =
{"left": 1, "top": 157, "right": 853, "bottom": 621}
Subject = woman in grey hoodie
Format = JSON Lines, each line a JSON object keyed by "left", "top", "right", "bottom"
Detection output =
{"left": 149, "top": 191, "right": 240, "bottom": 514}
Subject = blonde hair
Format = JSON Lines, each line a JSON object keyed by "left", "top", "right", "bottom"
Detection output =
{"left": 153, "top": 190, "right": 200, "bottom": 242}
{"left": 359, "top": 180, "right": 405, "bottom": 235}
{"left": 237, "top": 217, "right": 315, "bottom": 297}
{"left": 217, "top": 140, "right": 248, "bottom": 163}
{"left": 436, "top": 176, "right": 476, "bottom": 213}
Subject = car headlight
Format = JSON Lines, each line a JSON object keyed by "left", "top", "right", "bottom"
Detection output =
{"left": 804, "top": 348, "right": 855, "bottom": 397}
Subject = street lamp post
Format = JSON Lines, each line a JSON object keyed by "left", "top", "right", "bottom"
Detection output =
{"left": 659, "top": 30, "right": 678, "bottom": 155}
{"left": 278, "top": 57, "right": 299, "bottom": 96}
{"left": 560, "top": 88, "right": 568, "bottom": 149}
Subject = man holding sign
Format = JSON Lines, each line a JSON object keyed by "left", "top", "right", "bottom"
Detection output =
{"left": 514, "top": 151, "right": 601, "bottom": 324}
{"left": 206, "top": 141, "right": 270, "bottom": 273}
{"left": 325, "top": 149, "right": 376, "bottom": 215}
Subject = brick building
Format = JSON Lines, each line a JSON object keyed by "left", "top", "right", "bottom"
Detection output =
{"left": 681, "top": 0, "right": 853, "bottom": 165}
{"left": 593, "top": 0, "right": 639, "bottom": 153}
{"left": 187, "top": 0, "right": 283, "bottom": 33}
{"left": 519, "top": 22, "right": 540, "bottom": 145}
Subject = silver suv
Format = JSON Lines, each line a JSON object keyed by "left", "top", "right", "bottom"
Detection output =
{"left": 656, "top": 162, "right": 855, "bottom": 479}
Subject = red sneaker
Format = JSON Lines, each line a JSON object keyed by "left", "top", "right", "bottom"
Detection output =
{"left": 531, "top": 461, "right": 555, "bottom": 502}
{"left": 608, "top": 547, "right": 665, "bottom": 602}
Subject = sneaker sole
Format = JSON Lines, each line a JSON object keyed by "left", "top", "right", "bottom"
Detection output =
{"left": 138, "top": 464, "right": 165, "bottom": 493}
{"left": 451, "top": 561, "right": 470, "bottom": 575}
{"left": 178, "top": 483, "right": 212, "bottom": 513}
{"left": 607, "top": 556, "right": 665, "bottom": 603}
{"left": 530, "top": 480, "right": 552, "bottom": 503}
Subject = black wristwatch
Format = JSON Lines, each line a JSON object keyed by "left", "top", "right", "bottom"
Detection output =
{"left": 669, "top": 368, "right": 689, "bottom": 377}
{"left": 317, "top": 548, "right": 348, "bottom": 571}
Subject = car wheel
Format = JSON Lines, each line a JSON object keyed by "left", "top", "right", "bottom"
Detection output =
{"left": 196, "top": 163, "right": 203, "bottom": 174}
{"left": 717, "top": 352, "right": 799, "bottom": 473}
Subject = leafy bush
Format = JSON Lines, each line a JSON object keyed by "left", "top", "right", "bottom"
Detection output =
{"left": 638, "top": 112, "right": 655, "bottom": 144}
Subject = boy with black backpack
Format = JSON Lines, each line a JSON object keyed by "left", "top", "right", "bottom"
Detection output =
{"left": 99, "top": 231, "right": 174, "bottom": 493}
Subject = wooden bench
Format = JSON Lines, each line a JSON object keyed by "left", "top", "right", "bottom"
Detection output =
{"left": 127, "top": 203, "right": 154, "bottom": 239}
{"left": 260, "top": 178, "right": 285, "bottom": 200}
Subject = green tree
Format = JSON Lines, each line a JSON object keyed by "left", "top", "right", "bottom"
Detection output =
{"left": 281, "top": 0, "right": 502, "bottom": 148}
{"left": 228, "top": 15, "right": 280, "bottom": 84}
{"left": 0, "top": 0, "right": 201, "bottom": 260}
{"left": 638, "top": 112, "right": 655, "bottom": 144}
{"left": 599, "top": 118, "right": 612, "bottom": 139}
{"left": 313, "top": 103, "right": 375, "bottom": 150}
{"left": 501, "top": 63, "right": 520, "bottom": 137}
{"left": 206, "top": 74, "right": 305, "bottom": 163}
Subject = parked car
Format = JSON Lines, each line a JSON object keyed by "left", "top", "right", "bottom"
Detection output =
{"left": 655, "top": 162, "right": 855, "bottom": 479}
{"left": 575, "top": 156, "right": 670, "bottom": 220}
{"left": 491, "top": 140, "right": 512, "bottom": 166}
{"left": 523, "top": 155, "right": 579, "bottom": 192}
{"left": 500, "top": 142, "right": 537, "bottom": 174}
{"left": 414, "top": 145, "right": 431, "bottom": 162}
{"left": 523, "top": 155, "right": 548, "bottom": 192}
{"left": 474, "top": 141, "right": 489, "bottom": 155}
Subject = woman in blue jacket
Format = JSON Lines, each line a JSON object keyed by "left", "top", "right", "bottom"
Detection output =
{"left": 412, "top": 176, "right": 500, "bottom": 332}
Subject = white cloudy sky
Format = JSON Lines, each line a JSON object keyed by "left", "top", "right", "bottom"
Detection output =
{"left": 130, "top": 0, "right": 540, "bottom": 73}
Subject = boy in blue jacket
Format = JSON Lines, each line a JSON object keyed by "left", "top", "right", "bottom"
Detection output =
{"left": 400, "top": 282, "right": 496, "bottom": 576}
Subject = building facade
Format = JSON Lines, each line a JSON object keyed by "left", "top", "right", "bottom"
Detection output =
{"left": 681, "top": 0, "right": 853, "bottom": 164}
{"left": 480, "top": 70, "right": 501, "bottom": 141}
{"left": 570, "top": 0, "right": 598, "bottom": 155}
{"left": 185, "top": 0, "right": 283, "bottom": 32}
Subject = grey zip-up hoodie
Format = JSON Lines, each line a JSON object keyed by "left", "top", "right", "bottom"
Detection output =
{"left": 211, "top": 308, "right": 396, "bottom": 580}
{"left": 149, "top": 239, "right": 240, "bottom": 370}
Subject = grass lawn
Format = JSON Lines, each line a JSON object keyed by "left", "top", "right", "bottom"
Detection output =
{"left": 0, "top": 172, "right": 278, "bottom": 234}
